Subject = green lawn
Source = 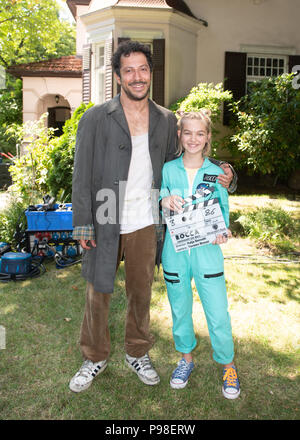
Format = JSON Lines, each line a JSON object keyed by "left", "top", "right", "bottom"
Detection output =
{"left": 0, "top": 194, "right": 299, "bottom": 420}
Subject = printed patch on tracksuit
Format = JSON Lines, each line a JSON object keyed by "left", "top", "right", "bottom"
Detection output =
{"left": 195, "top": 183, "right": 215, "bottom": 197}
{"left": 203, "top": 174, "right": 218, "bottom": 183}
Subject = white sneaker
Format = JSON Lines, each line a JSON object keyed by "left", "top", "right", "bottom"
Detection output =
{"left": 69, "top": 359, "right": 107, "bottom": 393}
{"left": 125, "top": 353, "right": 160, "bottom": 385}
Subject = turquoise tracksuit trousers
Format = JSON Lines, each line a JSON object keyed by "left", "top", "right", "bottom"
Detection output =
{"left": 161, "top": 156, "right": 234, "bottom": 364}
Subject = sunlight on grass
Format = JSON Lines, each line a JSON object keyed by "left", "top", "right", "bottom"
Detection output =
{"left": 0, "top": 194, "right": 299, "bottom": 420}
{"left": 0, "top": 303, "right": 19, "bottom": 315}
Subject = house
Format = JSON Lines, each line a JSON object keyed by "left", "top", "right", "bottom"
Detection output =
{"left": 7, "top": 56, "right": 83, "bottom": 136}
{"left": 8, "top": 0, "right": 300, "bottom": 157}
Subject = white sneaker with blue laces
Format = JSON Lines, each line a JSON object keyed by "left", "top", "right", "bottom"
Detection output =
{"left": 170, "top": 358, "right": 194, "bottom": 389}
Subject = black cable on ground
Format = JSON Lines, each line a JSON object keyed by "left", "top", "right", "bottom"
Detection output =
{"left": 0, "top": 258, "right": 46, "bottom": 282}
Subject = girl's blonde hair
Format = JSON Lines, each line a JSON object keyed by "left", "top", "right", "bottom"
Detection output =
{"left": 176, "top": 109, "right": 212, "bottom": 157}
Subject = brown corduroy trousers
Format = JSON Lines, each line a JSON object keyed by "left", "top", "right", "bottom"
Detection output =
{"left": 79, "top": 225, "right": 157, "bottom": 362}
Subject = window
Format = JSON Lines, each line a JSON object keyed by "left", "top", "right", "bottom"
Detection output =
{"left": 246, "top": 54, "right": 288, "bottom": 93}
{"left": 94, "top": 43, "right": 105, "bottom": 104}
{"left": 223, "top": 50, "right": 299, "bottom": 125}
{"left": 96, "top": 46, "right": 105, "bottom": 69}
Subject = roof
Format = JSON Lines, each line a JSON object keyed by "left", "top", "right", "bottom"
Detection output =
{"left": 67, "top": 0, "right": 202, "bottom": 22}
{"left": 117, "top": 1, "right": 197, "bottom": 20}
{"left": 7, "top": 56, "right": 82, "bottom": 78}
{"left": 66, "top": 0, "right": 91, "bottom": 19}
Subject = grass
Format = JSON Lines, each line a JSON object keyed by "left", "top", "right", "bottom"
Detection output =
{"left": 0, "top": 194, "right": 299, "bottom": 420}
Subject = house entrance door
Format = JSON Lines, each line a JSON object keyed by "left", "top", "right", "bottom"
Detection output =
{"left": 48, "top": 106, "right": 71, "bottom": 136}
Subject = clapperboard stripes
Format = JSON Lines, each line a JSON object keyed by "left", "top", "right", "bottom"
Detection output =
{"left": 166, "top": 187, "right": 216, "bottom": 216}
{"left": 181, "top": 197, "right": 218, "bottom": 213}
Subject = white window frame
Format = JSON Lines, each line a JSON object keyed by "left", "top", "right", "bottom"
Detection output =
{"left": 240, "top": 44, "right": 292, "bottom": 95}
{"left": 246, "top": 53, "right": 288, "bottom": 93}
{"left": 92, "top": 42, "right": 106, "bottom": 105}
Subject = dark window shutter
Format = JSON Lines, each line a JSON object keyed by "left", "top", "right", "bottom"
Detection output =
{"left": 105, "top": 38, "right": 114, "bottom": 101}
{"left": 152, "top": 39, "right": 165, "bottom": 106}
{"left": 82, "top": 44, "right": 91, "bottom": 104}
{"left": 289, "top": 55, "right": 300, "bottom": 72}
{"left": 116, "top": 37, "right": 131, "bottom": 94}
{"left": 223, "top": 51, "right": 247, "bottom": 125}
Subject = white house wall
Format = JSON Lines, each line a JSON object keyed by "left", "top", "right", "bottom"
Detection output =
{"left": 75, "top": 4, "right": 90, "bottom": 54}
{"left": 22, "top": 77, "right": 82, "bottom": 123}
{"left": 185, "top": 0, "right": 300, "bottom": 84}
{"left": 168, "top": 23, "right": 197, "bottom": 106}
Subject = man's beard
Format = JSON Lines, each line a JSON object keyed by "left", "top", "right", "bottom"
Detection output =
{"left": 121, "top": 81, "right": 151, "bottom": 101}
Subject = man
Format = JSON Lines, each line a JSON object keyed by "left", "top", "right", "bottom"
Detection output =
{"left": 69, "top": 41, "right": 236, "bottom": 393}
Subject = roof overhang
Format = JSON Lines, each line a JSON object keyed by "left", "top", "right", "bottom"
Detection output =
{"left": 66, "top": 0, "right": 91, "bottom": 19}
{"left": 7, "top": 56, "right": 82, "bottom": 79}
{"left": 68, "top": 0, "right": 207, "bottom": 26}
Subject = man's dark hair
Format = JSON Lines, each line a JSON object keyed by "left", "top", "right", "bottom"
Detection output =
{"left": 111, "top": 41, "right": 153, "bottom": 77}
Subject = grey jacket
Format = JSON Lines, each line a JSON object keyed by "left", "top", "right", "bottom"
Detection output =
{"left": 72, "top": 95, "right": 178, "bottom": 293}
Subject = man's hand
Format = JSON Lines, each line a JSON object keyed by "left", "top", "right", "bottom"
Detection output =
{"left": 218, "top": 163, "right": 233, "bottom": 189}
{"left": 80, "top": 239, "right": 96, "bottom": 250}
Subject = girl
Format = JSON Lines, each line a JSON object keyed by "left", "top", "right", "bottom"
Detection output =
{"left": 160, "top": 110, "right": 240, "bottom": 399}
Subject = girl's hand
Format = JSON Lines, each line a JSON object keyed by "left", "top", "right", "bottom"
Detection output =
{"left": 161, "top": 195, "right": 184, "bottom": 213}
{"left": 212, "top": 229, "right": 232, "bottom": 245}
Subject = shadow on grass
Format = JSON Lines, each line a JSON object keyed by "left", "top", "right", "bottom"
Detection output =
{"left": 0, "top": 262, "right": 299, "bottom": 420}
{"left": 256, "top": 264, "right": 300, "bottom": 304}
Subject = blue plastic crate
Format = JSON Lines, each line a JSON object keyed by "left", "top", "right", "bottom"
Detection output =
{"left": 25, "top": 203, "right": 73, "bottom": 231}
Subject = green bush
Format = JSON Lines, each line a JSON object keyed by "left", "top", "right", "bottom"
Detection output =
{"left": 7, "top": 102, "right": 93, "bottom": 204}
{"left": 8, "top": 114, "right": 55, "bottom": 202}
{"left": 0, "top": 196, "right": 27, "bottom": 248}
{"left": 169, "top": 82, "right": 232, "bottom": 155}
{"left": 234, "top": 205, "right": 299, "bottom": 253}
{"left": 0, "top": 77, "right": 22, "bottom": 157}
{"left": 228, "top": 73, "right": 300, "bottom": 181}
{"left": 46, "top": 102, "right": 94, "bottom": 202}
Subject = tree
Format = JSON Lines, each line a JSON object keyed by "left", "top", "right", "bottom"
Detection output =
{"left": 0, "top": 76, "right": 22, "bottom": 155}
{"left": 0, "top": 0, "right": 76, "bottom": 155}
{"left": 228, "top": 73, "right": 300, "bottom": 182}
{"left": 0, "top": 0, "right": 76, "bottom": 69}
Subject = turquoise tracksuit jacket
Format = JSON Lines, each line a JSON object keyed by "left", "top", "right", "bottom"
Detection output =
{"left": 160, "top": 156, "right": 234, "bottom": 363}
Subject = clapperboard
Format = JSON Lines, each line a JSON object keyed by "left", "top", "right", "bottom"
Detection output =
{"left": 163, "top": 187, "right": 227, "bottom": 253}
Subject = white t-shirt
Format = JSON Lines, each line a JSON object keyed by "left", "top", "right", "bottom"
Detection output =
{"left": 185, "top": 167, "right": 199, "bottom": 194}
{"left": 120, "top": 133, "right": 154, "bottom": 234}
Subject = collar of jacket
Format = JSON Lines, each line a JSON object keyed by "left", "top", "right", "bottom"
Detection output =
{"left": 177, "top": 155, "right": 211, "bottom": 170}
{"left": 106, "top": 94, "right": 161, "bottom": 142}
